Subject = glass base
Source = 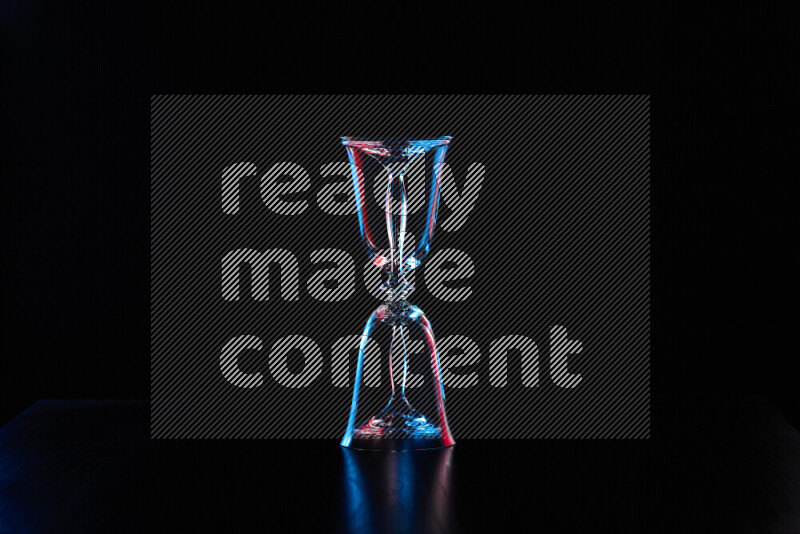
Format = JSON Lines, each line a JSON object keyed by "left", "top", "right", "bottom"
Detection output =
{"left": 341, "top": 395, "right": 454, "bottom": 451}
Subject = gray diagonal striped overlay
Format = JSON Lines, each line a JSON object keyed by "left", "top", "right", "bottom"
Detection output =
{"left": 151, "top": 95, "right": 650, "bottom": 439}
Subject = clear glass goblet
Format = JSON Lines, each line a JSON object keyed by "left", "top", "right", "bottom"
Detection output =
{"left": 340, "top": 136, "right": 455, "bottom": 451}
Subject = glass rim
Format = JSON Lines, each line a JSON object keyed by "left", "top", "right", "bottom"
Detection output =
{"left": 340, "top": 136, "right": 452, "bottom": 148}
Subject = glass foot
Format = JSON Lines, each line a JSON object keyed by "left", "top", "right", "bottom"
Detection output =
{"left": 343, "top": 396, "right": 452, "bottom": 451}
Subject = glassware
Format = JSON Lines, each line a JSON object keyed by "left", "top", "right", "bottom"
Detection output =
{"left": 340, "top": 136, "right": 456, "bottom": 450}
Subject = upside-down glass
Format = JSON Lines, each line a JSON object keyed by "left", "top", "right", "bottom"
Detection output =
{"left": 340, "top": 136, "right": 455, "bottom": 450}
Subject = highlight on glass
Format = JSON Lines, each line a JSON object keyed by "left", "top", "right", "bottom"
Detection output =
{"left": 340, "top": 136, "right": 456, "bottom": 451}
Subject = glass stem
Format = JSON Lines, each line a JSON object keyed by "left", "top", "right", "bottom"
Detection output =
{"left": 398, "top": 325, "right": 410, "bottom": 398}
{"left": 387, "top": 325, "right": 412, "bottom": 404}
{"left": 385, "top": 166, "right": 411, "bottom": 401}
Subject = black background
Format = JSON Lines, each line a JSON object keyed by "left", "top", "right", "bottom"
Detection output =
{"left": 1, "top": 2, "right": 796, "bottom": 530}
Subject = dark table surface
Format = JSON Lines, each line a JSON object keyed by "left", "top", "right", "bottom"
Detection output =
{"left": 1, "top": 397, "right": 798, "bottom": 533}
